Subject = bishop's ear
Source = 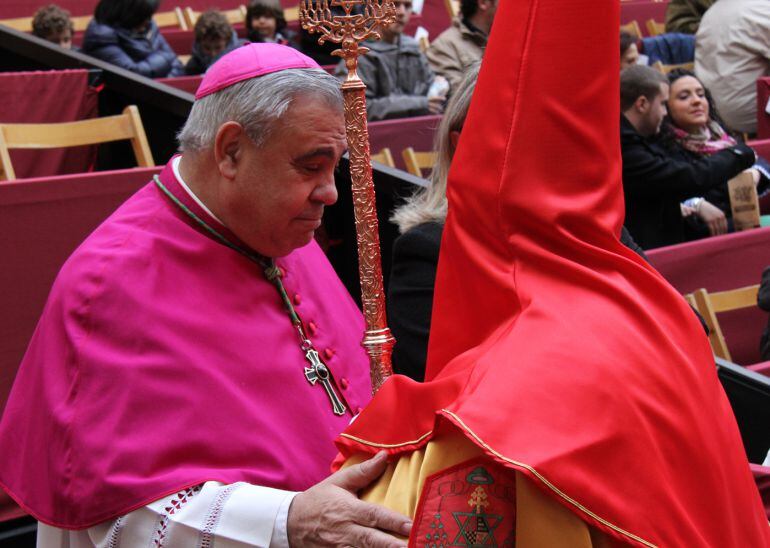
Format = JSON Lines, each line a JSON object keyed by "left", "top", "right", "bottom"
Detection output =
{"left": 214, "top": 122, "right": 246, "bottom": 180}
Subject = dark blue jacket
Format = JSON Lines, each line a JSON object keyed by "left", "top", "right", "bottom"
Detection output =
{"left": 82, "top": 20, "right": 184, "bottom": 78}
{"left": 641, "top": 33, "right": 695, "bottom": 65}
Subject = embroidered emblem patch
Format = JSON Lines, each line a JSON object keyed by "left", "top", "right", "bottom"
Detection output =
{"left": 411, "top": 457, "right": 516, "bottom": 547}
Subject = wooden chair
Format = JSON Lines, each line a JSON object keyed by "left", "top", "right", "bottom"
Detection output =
{"left": 184, "top": 6, "right": 247, "bottom": 28}
{"left": 646, "top": 19, "right": 666, "bottom": 36}
{"left": 620, "top": 20, "right": 642, "bottom": 39}
{"left": 652, "top": 61, "right": 695, "bottom": 75}
{"left": 284, "top": 6, "right": 300, "bottom": 23}
{"left": 154, "top": 8, "right": 189, "bottom": 30}
{"left": 402, "top": 147, "right": 435, "bottom": 179}
{"left": 688, "top": 285, "right": 761, "bottom": 361}
{"left": 0, "top": 105, "right": 154, "bottom": 181}
{"left": 371, "top": 147, "right": 395, "bottom": 168}
{"left": 418, "top": 35, "right": 430, "bottom": 53}
{"left": 444, "top": 0, "right": 459, "bottom": 18}
{"left": 0, "top": 8, "right": 186, "bottom": 32}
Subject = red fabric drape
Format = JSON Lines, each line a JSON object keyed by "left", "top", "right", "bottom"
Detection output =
{"left": 368, "top": 114, "right": 441, "bottom": 171}
{"left": 0, "top": 70, "right": 98, "bottom": 180}
{"left": 620, "top": 0, "right": 669, "bottom": 32}
{"left": 157, "top": 75, "right": 203, "bottom": 95}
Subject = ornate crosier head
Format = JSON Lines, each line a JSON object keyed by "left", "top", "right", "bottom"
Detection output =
{"left": 300, "top": 0, "right": 396, "bottom": 79}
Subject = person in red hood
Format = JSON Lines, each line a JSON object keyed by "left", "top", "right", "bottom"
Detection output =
{"left": 333, "top": 0, "right": 770, "bottom": 545}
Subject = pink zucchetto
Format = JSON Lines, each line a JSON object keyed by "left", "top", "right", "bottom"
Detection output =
{"left": 195, "top": 42, "right": 321, "bottom": 100}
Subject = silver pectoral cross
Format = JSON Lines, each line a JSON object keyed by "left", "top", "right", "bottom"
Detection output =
{"left": 304, "top": 349, "right": 347, "bottom": 416}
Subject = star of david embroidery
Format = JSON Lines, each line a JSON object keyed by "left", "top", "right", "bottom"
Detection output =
{"left": 411, "top": 458, "right": 516, "bottom": 547}
{"left": 452, "top": 509, "right": 502, "bottom": 546}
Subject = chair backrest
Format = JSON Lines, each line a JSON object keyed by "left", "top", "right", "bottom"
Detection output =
{"left": 688, "top": 285, "right": 761, "bottom": 361}
{"left": 1, "top": 9, "right": 185, "bottom": 33}
{"left": 371, "top": 147, "right": 395, "bottom": 168}
{"left": 418, "top": 35, "right": 430, "bottom": 53}
{"left": 646, "top": 18, "right": 665, "bottom": 36}
{"left": 402, "top": 147, "right": 436, "bottom": 179}
{"left": 444, "top": 0, "right": 459, "bottom": 18}
{"left": 154, "top": 8, "right": 188, "bottom": 30}
{"left": 0, "top": 105, "right": 154, "bottom": 181}
{"left": 620, "top": 20, "right": 642, "bottom": 39}
{"left": 653, "top": 60, "right": 695, "bottom": 74}
{"left": 284, "top": 6, "right": 300, "bottom": 23}
{"left": 184, "top": 6, "right": 246, "bottom": 28}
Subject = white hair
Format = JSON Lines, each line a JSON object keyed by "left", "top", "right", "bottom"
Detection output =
{"left": 177, "top": 68, "right": 343, "bottom": 152}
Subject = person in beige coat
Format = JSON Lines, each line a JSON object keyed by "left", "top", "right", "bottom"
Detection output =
{"left": 695, "top": 0, "right": 770, "bottom": 134}
{"left": 426, "top": 0, "right": 496, "bottom": 94}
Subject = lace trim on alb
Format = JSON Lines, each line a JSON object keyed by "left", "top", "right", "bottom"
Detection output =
{"left": 197, "top": 484, "right": 240, "bottom": 548}
{"left": 150, "top": 485, "right": 203, "bottom": 547}
{"left": 105, "top": 516, "right": 125, "bottom": 548}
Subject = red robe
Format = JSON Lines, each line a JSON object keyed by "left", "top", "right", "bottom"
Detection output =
{"left": 335, "top": 0, "right": 770, "bottom": 545}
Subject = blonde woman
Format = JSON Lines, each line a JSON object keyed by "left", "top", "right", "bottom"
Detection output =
{"left": 387, "top": 64, "right": 479, "bottom": 380}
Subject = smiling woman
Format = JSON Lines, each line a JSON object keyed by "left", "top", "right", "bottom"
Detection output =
{"left": 659, "top": 69, "right": 769, "bottom": 235}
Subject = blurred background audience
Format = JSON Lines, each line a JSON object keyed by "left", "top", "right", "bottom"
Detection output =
{"left": 82, "top": 0, "right": 184, "bottom": 77}
{"left": 245, "top": 0, "right": 295, "bottom": 46}
{"left": 620, "top": 65, "right": 756, "bottom": 249}
{"left": 426, "top": 0, "right": 495, "bottom": 93}
{"left": 185, "top": 10, "right": 244, "bottom": 74}
{"left": 335, "top": 0, "right": 444, "bottom": 120}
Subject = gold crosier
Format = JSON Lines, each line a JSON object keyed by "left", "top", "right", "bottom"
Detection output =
{"left": 300, "top": 0, "right": 396, "bottom": 393}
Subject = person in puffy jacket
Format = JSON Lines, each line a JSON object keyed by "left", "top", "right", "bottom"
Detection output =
{"left": 82, "top": 0, "right": 184, "bottom": 78}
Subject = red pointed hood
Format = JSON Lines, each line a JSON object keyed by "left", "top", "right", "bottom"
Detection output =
{"left": 336, "top": 0, "right": 770, "bottom": 545}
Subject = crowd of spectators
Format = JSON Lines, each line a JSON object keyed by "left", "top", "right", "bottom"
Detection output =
{"left": 17, "top": 0, "right": 770, "bottom": 250}
{"left": 82, "top": 0, "right": 184, "bottom": 78}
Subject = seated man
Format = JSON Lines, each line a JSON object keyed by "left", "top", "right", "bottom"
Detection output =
{"left": 620, "top": 64, "right": 755, "bottom": 249}
{"left": 335, "top": 0, "right": 445, "bottom": 120}
{"left": 0, "top": 43, "right": 410, "bottom": 547}
{"left": 695, "top": 0, "right": 770, "bottom": 134}
{"left": 31, "top": 4, "right": 74, "bottom": 49}
{"left": 426, "top": 0, "right": 496, "bottom": 93}
{"left": 334, "top": 0, "right": 770, "bottom": 545}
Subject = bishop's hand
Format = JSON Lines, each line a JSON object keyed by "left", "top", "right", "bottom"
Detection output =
{"left": 286, "top": 451, "right": 412, "bottom": 547}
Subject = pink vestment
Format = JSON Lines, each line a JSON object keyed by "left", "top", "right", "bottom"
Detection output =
{"left": 0, "top": 159, "right": 371, "bottom": 529}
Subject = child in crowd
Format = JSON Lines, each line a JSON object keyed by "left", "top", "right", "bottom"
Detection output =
{"left": 245, "top": 0, "right": 295, "bottom": 46}
{"left": 31, "top": 4, "right": 74, "bottom": 49}
{"left": 82, "top": 0, "right": 184, "bottom": 78}
{"left": 186, "top": 10, "right": 245, "bottom": 75}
